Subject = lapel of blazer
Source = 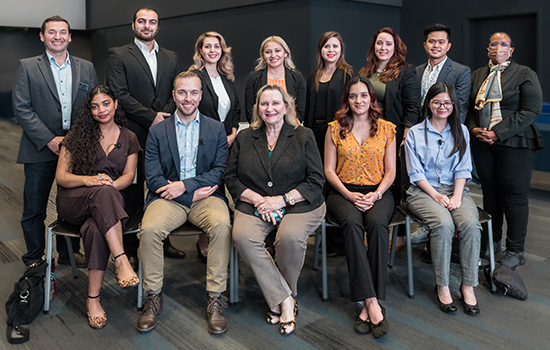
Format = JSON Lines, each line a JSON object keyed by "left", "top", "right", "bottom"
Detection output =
{"left": 129, "top": 43, "right": 155, "bottom": 87}
{"left": 37, "top": 53, "right": 59, "bottom": 102}
{"left": 500, "top": 61, "right": 518, "bottom": 88}
{"left": 156, "top": 47, "right": 167, "bottom": 89}
{"left": 416, "top": 63, "right": 427, "bottom": 83}
{"left": 201, "top": 70, "right": 219, "bottom": 117}
{"left": 284, "top": 68, "right": 295, "bottom": 96}
{"left": 269, "top": 122, "right": 294, "bottom": 168}
{"left": 70, "top": 55, "right": 81, "bottom": 105}
{"left": 165, "top": 115, "right": 181, "bottom": 176}
{"left": 251, "top": 126, "right": 273, "bottom": 179}
{"left": 437, "top": 58, "right": 452, "bottom": 82}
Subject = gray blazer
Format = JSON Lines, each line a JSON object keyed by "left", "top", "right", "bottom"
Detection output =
{"left": 13, "top": 53, "right": 97, "bottom": 163}
{"left": 416, "top": 57, "right": 471, "bottom": 123}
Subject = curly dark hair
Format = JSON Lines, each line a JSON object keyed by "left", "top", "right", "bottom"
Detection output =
{"left": 64, "top": 85, "right": 126, "bottom": 175}
{"left": 334, "top": 76, "right": 382, "bottom": 139}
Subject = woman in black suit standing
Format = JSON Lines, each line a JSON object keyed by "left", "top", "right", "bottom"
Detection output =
{"left": 467, "top": 32, "right": 543, "bottom": 270}
{"left": 305, "top": 31, "right": 354, "bottom": 156}
{"left": 189, "top": 31, "right": 241, "bottom": 147}
{"left": 189, "top": 31, "right": 241, "bottom": 260}
{"left": 245, "top": 36, "right": 306, "bottom": 122}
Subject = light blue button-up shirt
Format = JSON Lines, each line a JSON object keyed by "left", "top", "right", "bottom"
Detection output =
{"left": 175, "top": 112, "right": 201, "bottom": 180}
{"left": 405, "top": 118, "right": 472, "bottom": 188}
{"left": 47, "top": 52, "right": 72, "bottom": 130}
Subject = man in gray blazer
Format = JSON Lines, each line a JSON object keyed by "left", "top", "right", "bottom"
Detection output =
{"left": 13, "top": 15, "right": 97, "bottom": 268}
{"left": 416, "top": 23, "right": 471, "bottom": 123}
{"left": 105, "top": 7, "right": 183, "bottom": 258}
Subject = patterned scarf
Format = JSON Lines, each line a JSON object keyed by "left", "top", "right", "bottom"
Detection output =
{"left": 474, "top": 60, "right": 510, "bottom": 130}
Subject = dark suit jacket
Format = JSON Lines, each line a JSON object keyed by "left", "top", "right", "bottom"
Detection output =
{"left": 190, "top": 68, "right": 241, "bottom": 136}
{"left": 223, "top": 122, "right": 325, "bottom": 216}
{"left": 382, "top": 64, "right": 420, "bottom": 129}
{"left": 13, "top": 53, "right": 97, "bottom": 163}
{"left": 416, "top": 57, "right": 471, "bottom": 123}
{"left": 466, "top": 61, "right": 543, "bottom": 150}
{"left": 144, "top": 113, "right": 228, "bottom": 208}
{"left": 106, "top": 42, "right": 180, "bottom": 147}
{"left": 244, "top": 67, "right": 306, "bottom": 123}
{"left": 304, "top": 69, "right": 353, "bottom": 128}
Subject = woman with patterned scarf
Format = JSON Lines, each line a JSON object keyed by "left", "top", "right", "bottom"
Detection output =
{"left": 466, "top": 32, "right": 543, "bottom": 270}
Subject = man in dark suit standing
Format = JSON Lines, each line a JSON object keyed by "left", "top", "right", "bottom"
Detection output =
{"left": 13, "top": 15, "right": 97, "bottom": 268}
{"left": 136, "top": 72, "right": 231, "bottom": 334}
{"left": 106, "top": 7, "right": 184, "bottom": 258}
{"left": 416, "top": 24, "right": 471, "bottom": 123}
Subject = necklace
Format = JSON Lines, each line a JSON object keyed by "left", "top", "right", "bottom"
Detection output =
{"left": 268, "top": 141, "right": 276, "bottom": 152}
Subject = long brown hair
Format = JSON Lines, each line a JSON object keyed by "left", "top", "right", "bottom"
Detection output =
{"left": 189, "top": 31, "right": 235, "bottom": 81}
{"left": 334, "top": 76, "right": 382, "bottom": 139}
{"left": 359, "top": 27, "right": 407, "bottom": 83}
{"left": 314, "top": 31, "right": 353, "bottom": 90}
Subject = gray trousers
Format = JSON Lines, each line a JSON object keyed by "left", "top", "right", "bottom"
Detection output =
{"left": 406, "top": 185, "right": 481, "bottom": 286}
{"left": 232, "top": 204, "right": 326, "bottom": 308}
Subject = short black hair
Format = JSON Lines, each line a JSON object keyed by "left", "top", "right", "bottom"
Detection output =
{"left": 41, "top": 15, "right": 71, "bottom": 34}
{"left": 132, "top": 7, "right": 157, "bottom": 23}
{"left": 488, "top": 32, "right": 514, "bottom": 47}
{"left": 424, "top": 23, "right": 451, "bottom": 42}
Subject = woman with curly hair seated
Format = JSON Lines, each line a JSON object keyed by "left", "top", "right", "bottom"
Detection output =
{"left": 55, "top": 85, "right": 141, "bottom": 329}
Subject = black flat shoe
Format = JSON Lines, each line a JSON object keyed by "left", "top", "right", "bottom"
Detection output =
{"left": 370, "top": 304, "right": 389, "bottom": 338}
{"left": 460, "top": 286, "right": 480, "bottom": 316}
{"left": 435, "top": 286, "right": 457, "bottom": 313}
{"left": 354, "top": 314, "right": 371, "bottom": 334}
{"left": 164, "top": 240, "right": 186, "bottom": 259}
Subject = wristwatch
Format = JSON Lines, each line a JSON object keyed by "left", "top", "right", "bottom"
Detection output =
{"left": 284, "top": 192, "right": 296, "bottom": 206}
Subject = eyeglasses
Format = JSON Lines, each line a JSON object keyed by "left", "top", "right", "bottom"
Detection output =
{"left": 488, "top": 41, "right": 511, "bottom": 48}
{"left": 431, "top": 100, "right": 454, "bottom": 109}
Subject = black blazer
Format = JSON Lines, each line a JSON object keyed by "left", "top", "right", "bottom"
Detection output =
{"left": 106, "top": 42, "right": 181, "bottom": 147}
{"left": 304, "top": 69, "right": 353, "bottom": 128}
{"left": 466, "top": 61, "right": 543, "bottom": 150}
{"left": 380, "top": 64, "right": 420, "bottom": 129}
{"left": 416, "top": 58, "right": 471, "bottom": 123}
{"left": 223, "top": 122, "right": 325, "bottom": 216}
{"left": 244, "top": 67, "right": 306, "bottom": 123}
{"left": 191, "top": 68, "right": 241, "bottom": 136}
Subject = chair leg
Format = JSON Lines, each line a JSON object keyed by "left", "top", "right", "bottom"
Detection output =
{"left": 388, "top": 225, "right": 398, "bottom": 267}
{"left": 233, "top": 248, "right": 240, "bottom": 304}
{"left": 405, "top": 216, "right": 414, "bottom": 299}
{"left": 229, "top": 238, "right": 236, "bottom": 304}
{"left": 321, "top": 219, "right": 327, "bottom": 302}
{"left": 64, "top": 236, "right": 78, "bottom": 279}
{"left": 486, "top": 218, "right": 496, "bottom": 293}
{"left": 313, "top": 224, "right": 320, "bottom": 271}
{"left": 44, "top": 226, "right": 54, "bottom": 313}
{"left": 137, "top": 257, "right": 143, "bottom": 310}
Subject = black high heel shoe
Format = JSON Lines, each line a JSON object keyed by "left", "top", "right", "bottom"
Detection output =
{"left": 370, "top": 304, "right": 389, "bottom": 338}
{"left": 459, "top": 285, "right": 480, "bottom": 316}
{"left": 435, "top": 286, "right": 457, "bottom": 313}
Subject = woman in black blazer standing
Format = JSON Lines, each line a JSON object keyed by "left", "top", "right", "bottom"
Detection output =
{"left": 245, "top": 36, "right": 306, "bottom": 122}
{"left": 189, "top": 31, "right": 241, "bottom": 147}
{"left": 359, "top": 27, "right": 420, "bottom": 144}
{"left": 467, "top": 32, "right": 543, "bottom": 270}
{"left": 305, "top": 31, "right": 354, "bottom": 156}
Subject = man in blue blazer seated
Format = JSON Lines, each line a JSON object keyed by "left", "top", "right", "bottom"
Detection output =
{"left": 416, "top": 23, "right": 471, "bottom": 123}
{"left": 13, "top": 15, "right": 97, "bottom": 269}
{"left": 137, "top": 72, "right": 231, "bottom": 334}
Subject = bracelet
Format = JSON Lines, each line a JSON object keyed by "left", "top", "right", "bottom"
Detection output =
{"left": 376, "top": 191, "right": 382, "bottom": 201}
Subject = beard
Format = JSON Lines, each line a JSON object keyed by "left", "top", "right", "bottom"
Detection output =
{"left": 134, "top": 28, "right": 157, "bottom": 43}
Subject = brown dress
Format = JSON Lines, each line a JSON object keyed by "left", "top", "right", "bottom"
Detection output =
{"left": 56, "top": 127, "right": 141, "bottom": 270}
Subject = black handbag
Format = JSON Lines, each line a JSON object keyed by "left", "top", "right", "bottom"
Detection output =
{"left": 5, "top": 261, "right": 47, "bottom": 344}
{"left": 484, "top": 264, "right": 528, "bottom": 300}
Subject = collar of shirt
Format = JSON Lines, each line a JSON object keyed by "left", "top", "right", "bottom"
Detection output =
{"left": 426, "top": 56, "right": 447, "bottom": 73}
{"left": 174, "top": 111, "right": 201, "bottom": 127}
{"left": 134, "top": 38, "right": 159, "bottom": 56}
{"left": 46, "top": 51, "right": 71, "bottom": 68}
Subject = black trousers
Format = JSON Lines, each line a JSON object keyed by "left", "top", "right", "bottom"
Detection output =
{"left": 327, "top": 184, "right": 394, "bottom": 301}
{"left": 471, "top": 138, "right": 536, "bottom": 253}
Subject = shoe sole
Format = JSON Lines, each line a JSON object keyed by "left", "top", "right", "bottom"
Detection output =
{"left": 207, "top": 327, "right": 227, "bottom": 334}
{"left": 136, "top": 324, "right": 157, "bottom": 333}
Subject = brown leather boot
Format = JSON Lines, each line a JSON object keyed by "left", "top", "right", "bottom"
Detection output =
{"left": 206, "top": 295, "right": 227, "bottom": 334}
{"left": 137, "top": 292, "right": 163, "bottom": 332}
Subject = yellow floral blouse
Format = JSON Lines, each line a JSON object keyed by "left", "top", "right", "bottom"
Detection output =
{"left": 329, "top": 118, "right": 396, "bottom": 186}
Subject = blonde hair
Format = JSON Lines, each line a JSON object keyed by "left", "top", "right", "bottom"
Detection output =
{"left": 250, "top": 85, "right": 300, "bottom": 130}
{"left": 189, "top": 31, "right": 235, "bottom": 82}
{"left": 254, "top": 36, "right": 296, "bottom": 71}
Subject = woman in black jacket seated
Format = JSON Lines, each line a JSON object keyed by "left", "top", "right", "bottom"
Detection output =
{"left": 305, "top": 31, "right": 354, "bottom": 157}
{"left": 245, "top": 36, "right": 306, "bottom": 122}
{"left": 55, "top": 86, "right": 141, "bottom": 329}
{"left": 224, "top": 84, "right": 325, "bottom": 336}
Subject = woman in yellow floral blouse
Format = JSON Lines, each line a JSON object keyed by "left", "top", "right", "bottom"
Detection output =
{"left": 324, "top": 76, "right": 396, "bottom": 338}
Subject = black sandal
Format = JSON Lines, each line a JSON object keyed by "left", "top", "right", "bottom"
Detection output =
{"left": 267, "top": 310, "right": 281, "bottom": 325}
{"left": 279, "top": 319, "right": 296, "bottom": 336}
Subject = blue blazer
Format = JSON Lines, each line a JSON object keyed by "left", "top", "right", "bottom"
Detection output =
{"left": 144, "top": 113, "right": 229, "bottom": 208}
{"left": 416, "top": 57, "right": 471, "bottom": 123}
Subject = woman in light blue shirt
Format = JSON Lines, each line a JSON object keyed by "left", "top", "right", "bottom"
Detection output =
{"left": 405, "top": 82, "right": 481, "bottom": 316}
